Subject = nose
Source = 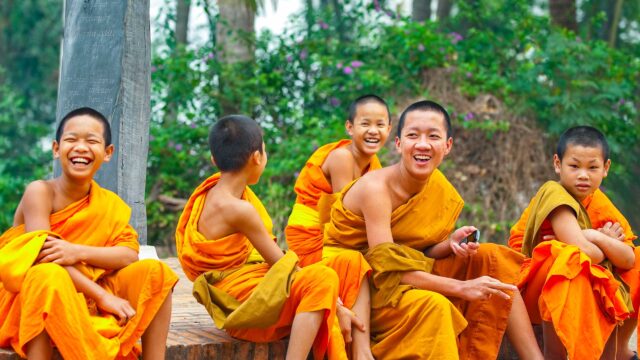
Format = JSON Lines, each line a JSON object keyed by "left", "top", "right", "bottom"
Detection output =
{"left": 73, "top": 140, "right": 90, "bottom": 152}
{"left": 577, "top": 169, "right": 588, "bottom": 180}
{"left": 416, "top": 135, "right": 431, "bottom": 149}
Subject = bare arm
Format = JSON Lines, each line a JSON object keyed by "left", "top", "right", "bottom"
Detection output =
{"left": 357, "top": 181, "right": 514, "bottom": 301}
{"left": 548, "top": 206, "right": 605, "bottom": 262}
{"left": 424, "top": 226, "right": 479, "bottom": 259}
{"left": 231, "top": 202, "right": 284, "bottom": 266}
{"left": 584, "top": 228, "right": 634, "bottom": 269}
{"left": 37, "top": 239, "right": 138, "bottom": 270}
{"left": 323, "top": 148, "right": 357, "bottom": 192}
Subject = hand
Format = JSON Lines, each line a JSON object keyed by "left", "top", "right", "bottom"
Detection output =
{"left": 96, "top": 292, "right": 136, "bottom": 326}
{"left": 597, "top": 222, "right": 625, "bottom": 242}
{"left": 449, "top": 226, "right": 480, "bottom": 258}
{"left": 36, "top": 236, "right": 81, "bottom": 265}
{"left": 458, "top": 276, "right": 517, "bottom": 301}
{"left": 336, "top": 304, "right": 365, "bottom": 343}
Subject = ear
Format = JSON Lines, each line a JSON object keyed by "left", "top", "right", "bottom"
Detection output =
{"left": 210, "top": 155, "right": 218, "bottom": 168}
{"left": 252, "top": 150, "right": 262, "bottom": 165}
{"left": 345, "top": 120, "right": 354, "bottom": 136}
{"left": 103, "top": 144, "right": 115, "bottom": 162}
{"left": 553, "top": 154, "right": 561, "bottom": 175}
{"left": 603, "top": 159, "right": 611, "bottom": 178}
{"left": 443, "top": 137, "right": 454, "bottom": 156}
{"left": 394, "top": 136, "right": 401, "bottom": 153}
{"left": 52, "top": 141, "right": 60, "bottom": 159}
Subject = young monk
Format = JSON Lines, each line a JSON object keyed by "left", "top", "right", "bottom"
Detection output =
{"left": 285, "top": 94, "right": 391, "bottom": 266}
{"left": 323, "top": 100, "right": 544, "bottom": 359}
{"left": 509, "top": 126, "right": 639, "bottom": 360}
{"left": 0, "top": 107, "right": 178, "bottom": 360}
{"left": 175, "top": 115, "right": 373, "bottom": 359}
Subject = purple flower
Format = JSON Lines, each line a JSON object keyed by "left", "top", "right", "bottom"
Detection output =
{"left": 343, "top": 66, "right": 354, "bottom": 75}
{"left": 466, "top": 72, "right": 473, "bottom": 78}
{"left": 373, "top": 0, "right": 381, "bottom": 12}
{"left": 207, "top": 52, "right": 215, "bottom": 59}
{"left": 350, "top": 60, "right": 364, "bottom": 68}
{"left": 330, "top": 97, "right": 341, "bottom": 107}
{"left": 449, "top": 32, "right": 463, "bottom": 44}
{"left": 464, "top": 112, "right": 475, "bottom": 121}
{"left": 336, "top": 62, "right": 343, "bottom": 69}
{"left": 149, "top": 135, "right": 155, "bottom": 141}
{"left": 418, "top": 44, "right": 425, "bottom": 52}
{"left": 151, "top": 66, "right": 157, "bottom": 73}
{"left": 318, "top": 20, "right": 329, "bottom": 30}
{"left": 619, "top": 99, "right": 626, "bottom": 105}
{"left": 294, "top": 171, "right": 300, "bottom": 178}
{"left": 175, "top": 143, "right": 183, "bottom": 151}
{"left": 190, "top": 123, "right": 197, "bottom": 129}
{"left": 286, "top": 54, "right": 293, "bottom": 63}
{"left": 300, "top": 49, "right": 308, "bottom": 60}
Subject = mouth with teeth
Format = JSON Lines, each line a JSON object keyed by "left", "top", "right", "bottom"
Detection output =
{"left": 364, "top": 138, "right": 380, "bottom": 144}
{"left": 70, "top": 157, "right": 92, "bottom": 166}
{"left": 413, "top": 154, "right": 431, "bottom": 164}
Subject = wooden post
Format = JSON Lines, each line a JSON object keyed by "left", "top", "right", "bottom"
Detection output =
{"left": 55, "top": 0, "right": 151, "bottom": 244}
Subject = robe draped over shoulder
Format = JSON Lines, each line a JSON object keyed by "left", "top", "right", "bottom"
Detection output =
{"left": 0, "top": 181, "right": 178, "bottom": 360}
{"left": 515, "top": 181, "right": 632, "bottom": 360}
{"left": 175, "top": 173, "right": 340, "bottom": 360}
{"left": 324, "top": 169, "right": 522, "bottom": 360}
{"left": 285, "top": 140, "right": 381, "bottom": 266}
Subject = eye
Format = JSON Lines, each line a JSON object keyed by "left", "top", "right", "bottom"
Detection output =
{"left": 569, "top": 164, "right": 578, "bottom": 168}
{"left": 429, "top": 134, "right": 441, "bottom": 139}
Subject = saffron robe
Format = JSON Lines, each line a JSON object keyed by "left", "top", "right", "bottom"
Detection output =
{"left": 285, "top": 140, "right": 382, "bottom": 266}
{"left": 510, "top": 182, "right": 638, "bottom": 358}
{"left": 324, "top": 169, "right": 524, "bottom": 360}
{"left": 0, "top": 181, "right": 178, "bottom": 360}
{"left": 175, "top": 173, "right": 344, "bottom": 360}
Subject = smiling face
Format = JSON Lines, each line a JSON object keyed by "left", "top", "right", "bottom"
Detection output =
{"left": 346, "top": 101, "right": 391, "bottom": 158}
{"left": 554, "top": 144, "right": 610, "bottom": 201}
{"left": 395, "top": 109, "right": 452, "bottom": 181}
{"left": 53, "top": 115, "right": 114, "bottom": 180}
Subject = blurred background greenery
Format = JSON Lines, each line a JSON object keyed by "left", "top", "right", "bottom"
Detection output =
{"left": 1, "top": 0, "right": 638, "bottom": 253}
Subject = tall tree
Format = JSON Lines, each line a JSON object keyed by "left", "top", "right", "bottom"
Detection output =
{"left": 436, "top": 0, "right": 454, "bottom": 22}
{"left": 607, "top": 0, "right": 624, "bottom": 47}
{"left": 217, "top": 0, "right": 255, "bottom": 63}
{"left": 412, "top": 0, "right": 432, "bottom": 22}
{"left": 550, "top": 0, "right": 578, "bottom": 31}
{"left": 175, "top": 0, "right": 190, "bottom": 45}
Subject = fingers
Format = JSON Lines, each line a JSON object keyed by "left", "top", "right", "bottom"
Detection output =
{"left": 342, "top": 322, "right": 352, "bottom": 343}
{"left": 350, "top": 312, "right": 366, "bottom": 332}
{"left": 542, "top": 235, "right": 555, "bottom": 241}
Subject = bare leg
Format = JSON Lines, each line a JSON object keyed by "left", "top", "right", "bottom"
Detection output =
{"left": 26, "top": 330, "right": 53, "bottom": 360}
{"left": 351, "top": 277, "right": 374, "bottom": 360}
{"left": 505, "top": 291, "right": 543, "bottom": 360}
{"left": 616, "top": 318, "right": 637, "bottom": 360}
{"left": 287, "top": 310, "right": 324, "bottom": 360}
{"left": 141, "top": 293, "right": 172, "bottom": 359}
{"left": 542, "top": 321, "right": 567, "bottom": 360}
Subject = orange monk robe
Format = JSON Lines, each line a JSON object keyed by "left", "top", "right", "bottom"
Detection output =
{"left": 0, "top": 181, "right": 178, "bottom": 360}
{"left": 175, "top": 173, "right": 346, "bottom": 360}
{"left": 285, "top": 139, "right": 382, "bottom": 266}
{"left": 324, "top": 169, "right": 524, "bottom": 360}
{"left": 509, "top": 185, "right": 639, "bottom": 354}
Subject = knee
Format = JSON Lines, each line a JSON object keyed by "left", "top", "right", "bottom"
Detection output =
{"left": 332, "top": 249, "right": 367, "bottom": 268}
{"left": 415, "top": 291, "right": 458, "bottom": 323}
{"left": 297, "top": 265, "right": 339, "bottom": 293}
{"left": 25, "top": 263, "right": 67, "bottom": 283}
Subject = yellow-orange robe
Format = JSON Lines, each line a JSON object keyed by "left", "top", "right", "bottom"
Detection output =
{"left": 324, "top": 169, "right": 524, "bottom": 360}
{"left": 509, "top": 183, "right": 639, "bottom": 357}
{"left": 0, "top": 181, "right": 178, "bottom": 360}
{"left": 285, "top": 139, "right": 382, "bottom": 266}
{"left": 175, "top": 173, "right": 349, "bottom": 360}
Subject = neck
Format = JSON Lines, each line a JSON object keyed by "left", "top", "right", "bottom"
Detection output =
{"left": 394, "top": 163, "right": 431, "bottom": 197}
{"left": 348, "top": 143, "right": 375, "bottom": 173}
{"left": 54, "top": 175, "right": 92, "bottom": 202}
{"left": 217, "top": 171, "right": 250, "bottom": 198}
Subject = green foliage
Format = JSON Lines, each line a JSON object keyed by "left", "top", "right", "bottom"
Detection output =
{"left": 0, "top": 70, "right": 50, "bottom": 230}
{"left": 149, "top": 0, "right": 639, "bottom": 246}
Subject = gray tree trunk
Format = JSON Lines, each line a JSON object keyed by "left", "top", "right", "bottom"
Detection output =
{"left": 216, "top": 0, "right": 254, "bottom": 63}
{"left": 176, "top": 0, "right": 190, "bottom": 46}
{"left": 608, "top": 0, "right": 624, "bottom": 47}
{"left": 436, "top": 0, "right": 454, "bottom": 21}
{"left": 412, "top": 0, "right": 432, "bottom": 22}
{"left": 56, "top": 0, "right": 151, "bottom": 244}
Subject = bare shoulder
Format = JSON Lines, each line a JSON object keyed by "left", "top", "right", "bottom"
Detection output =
{"left": 199, "top": 190, "right": 261, "bottom": 239}
{"left": 343, "top": 168, "right": 392, "bottom": 214}
{"left": 323, "top": 147, "right": 355, "bottom": 171}
{"left": 14, "top": 180, "right": 55, "bottom": 227}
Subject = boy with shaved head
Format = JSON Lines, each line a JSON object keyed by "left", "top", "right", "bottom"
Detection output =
{"left": 0, "top": 107, "right": 178, "bottom": 359}
{"left": 323, "top": 100, "right": 543, "bottom": 359}
{"left": 509, "top": 126, "right": 639, "bottom": 360}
